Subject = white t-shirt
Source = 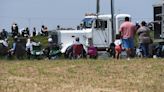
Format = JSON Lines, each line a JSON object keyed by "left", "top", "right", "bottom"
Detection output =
{"left": 114, "top": 39, "right": 122, "bottom": 46}
{"left": 26, "top": 39, "right": 32, "bottom": 50}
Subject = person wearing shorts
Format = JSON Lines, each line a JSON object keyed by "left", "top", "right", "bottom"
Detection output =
{"left": 119, "top": 17, "right": 136, "bottom": 60}
{"left": 122, "top": 37, "right": 134, "bottom": 49}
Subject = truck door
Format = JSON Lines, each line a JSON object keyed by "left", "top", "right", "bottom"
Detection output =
{"left": 92, "top": 19, "right": 111, "bottom": 49}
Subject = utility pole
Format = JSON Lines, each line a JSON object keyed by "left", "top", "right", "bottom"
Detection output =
{"left": 96, "top": 0, "right": 100, "bottom": 18}
{"left": 111, "top": 0, "right": 115, "bottom": 42}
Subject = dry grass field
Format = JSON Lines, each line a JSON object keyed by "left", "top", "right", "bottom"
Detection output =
{"left": 0, "top": 58, "right": 164, "bottom": 92}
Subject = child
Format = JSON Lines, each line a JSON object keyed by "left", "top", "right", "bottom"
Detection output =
{"left": 114, "top": 34, "right": 122, "bottom": 59}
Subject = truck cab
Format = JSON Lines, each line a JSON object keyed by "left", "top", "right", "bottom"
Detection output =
{"left": 57, "top": 13, "right": 131, "bottom": 53}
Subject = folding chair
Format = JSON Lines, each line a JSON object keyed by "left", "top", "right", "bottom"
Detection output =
{"left": 72, "top": 44, "right": 84, "bottom": 59}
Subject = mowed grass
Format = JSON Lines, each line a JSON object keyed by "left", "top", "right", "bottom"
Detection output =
{"left": 0, "top": 59, "right": 163, "bottom": 92}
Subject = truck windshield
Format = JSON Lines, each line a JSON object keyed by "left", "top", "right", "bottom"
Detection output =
{"left": 82, "top": 18, "right": 95, "bottom": 28}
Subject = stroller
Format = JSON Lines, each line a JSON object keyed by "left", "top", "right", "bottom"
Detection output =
{"left": 31, "top": 43, "right": 43, "bottom": 59}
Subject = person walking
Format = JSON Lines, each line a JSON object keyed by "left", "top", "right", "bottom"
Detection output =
{"left": 119, "top": 17, "right": 136, "bottom": 60}
{"left": 137, "top": 21, "right": 152, "bottom": 57}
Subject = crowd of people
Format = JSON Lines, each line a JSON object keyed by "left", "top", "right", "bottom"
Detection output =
{"left": 0, "top": 23, "right": 53, "bottom": 59}
{"left": 0, "top": 19, "right": 164, "bottom": 60}
{"left": 0, "top": 22, "right": 97, "bottom": 60}
{"left": 10, "top": 23, "right": 49, "bottom": 38}
{"left": 112, "top": 17, "right": 164, "bottom": 60}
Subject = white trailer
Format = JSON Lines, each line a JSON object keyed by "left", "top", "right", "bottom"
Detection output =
{"left": 153, "top": 0, "right": 164, "bottom": 40}
{"left": 152, "top": 0, "right": 164, "bottom": 57}
{"left": 57, "top": 14, "right": 131, "bottom": 53}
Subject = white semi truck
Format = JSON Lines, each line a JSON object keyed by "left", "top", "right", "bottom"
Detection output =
{"left": 55, "top": 13, "right": 131, "bottom": 53}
